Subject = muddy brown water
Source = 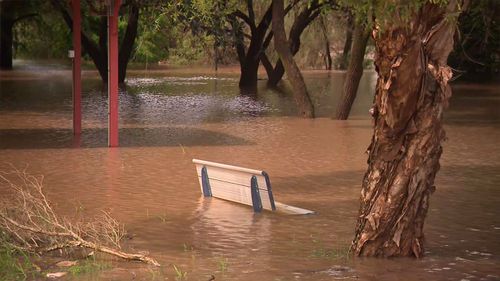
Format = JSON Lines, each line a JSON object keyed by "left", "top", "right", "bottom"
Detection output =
{"left": 1, "top": 62, "right": 499, "bottom": 280}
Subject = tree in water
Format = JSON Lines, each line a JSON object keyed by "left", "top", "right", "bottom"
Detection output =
{"left": 272, "top": 0, "right": 314, "bottom": 118}
{"left": 0, "top": 0, "right": 38, "bottom": 69}
{"left": 335, "top": 19, "right": 370, "bottom": 120}
{"left": 51, "top": 0, "right": 141, "bottom": 83}
{"left": 448, "top": 0, "right": 500, "bottom": 80}
{"left": 266, "top": 0, "right": 325, "bottom": 87}
{"left": 351, "top": 0, "right": 464, "bottom": 257}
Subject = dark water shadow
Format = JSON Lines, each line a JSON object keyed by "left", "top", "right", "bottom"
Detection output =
{"left": 0, "top": 127, "right": 253, "bottom": 149}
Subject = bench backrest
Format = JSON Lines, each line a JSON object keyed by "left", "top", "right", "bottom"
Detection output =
{"left": 193, "top": 159, "right": 276, "bottom": 212}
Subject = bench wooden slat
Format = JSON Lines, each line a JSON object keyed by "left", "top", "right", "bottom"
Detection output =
{"left": 193, "top": 159, "right": 263, "bottom": 175}
{"left": 195, "top": 164, "right": 268, "bottom": 191}
{"left": 203, "top": 178, "right": 274, "bottom": 210}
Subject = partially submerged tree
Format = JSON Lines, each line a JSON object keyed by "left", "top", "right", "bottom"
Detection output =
{"left": 272, "top": 0, "right": 314, "bottom": 118}
{"left": 51, "top": 0, "right": 142, "bottom": 83}
{"left": 350, "top": 0, "right": 464, "bottom": 257}
{"left": 335, "top": 19, "right": 370, "bottom": 120}
{"left": 0, "top": 0, "right": 38, "bottom": 69}
{"left": 449, "top": 0, "right": 500, "bottom": 80}
{"left": 267, "top": 0, "right": 325, "bottom": 87}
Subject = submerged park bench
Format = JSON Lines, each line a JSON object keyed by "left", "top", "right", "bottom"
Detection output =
{"left": 193, "top": 159, "right": 314, "bottom": 215}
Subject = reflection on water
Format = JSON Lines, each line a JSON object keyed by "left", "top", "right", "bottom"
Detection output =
{"left": 0, "top": 66, "right": 499, "bottom": 280}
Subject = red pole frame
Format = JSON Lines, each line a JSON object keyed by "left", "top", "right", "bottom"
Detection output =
{"left": 108, "top": 0, "right": 121, "bottom": 147}
{"left": 72, "top": 0, "right": 82, "bottom": 135}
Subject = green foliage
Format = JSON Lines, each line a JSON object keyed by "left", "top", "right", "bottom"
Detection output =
{"left": 449, "top": 0, "right": 500, "bottom": 78}
{"left": 337, "top": 0, "right": 452, "bottom": 30}
{"left": 134, "top": 11, "right": 171, "bottom": 62}
{"left": 0, "top": 236, "right": 40, "bottom": 281}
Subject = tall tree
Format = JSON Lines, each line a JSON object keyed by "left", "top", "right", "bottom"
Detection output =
{"left": 51, "top": 0, "right": 141, "bottom": 83}
{"left": 335, "top": 21, "right": 370, "bottom": 120}
{"left": 0, "top": 0, "right": 37, "bottom": 69}
{"left": 272, "top": 0, "right": 314, "bottom": 118}
{"left": 351, "top": 0, "right": 464, "bottom": 257}
{"left": 231, "top": 2, "right": 274, "bottom": 92}
{"left": 337, "top": 12, "right": 353, "bottom": 70}
{"left": 267, "top": 0, "right": 323, "bottom": 87}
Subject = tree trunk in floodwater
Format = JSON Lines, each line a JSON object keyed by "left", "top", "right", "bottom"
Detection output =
{"left": 234, "top": 4, "right": 273, "bottom": 92}
{"left": 335, "top": 23, "right": 370, "bottom": 120}
{"left": 272, "top": 0, "right": 314, "bottom": 118}
{"left": 118, "top": 4, "right": 139, "bottom": 83}
{"left": 51, "top": 0, "right": 139, "bottom": 83}
{"left": 319, "top": 15, "right": 332, "bottom": 71}
{"left": 351, "top": 1, "right": 461, "bottom": 257}
{"left": 0, "top": 19, "right": 14, "bottom": 70}
{"left": 338, "top": 14, "right": 353, "bottom": 70}
{"left": 267, "top": 1, "right": 321, "bottom": 87}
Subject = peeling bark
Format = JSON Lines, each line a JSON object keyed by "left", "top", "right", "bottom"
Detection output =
{"left": 351, "top": 1, "right": 461, "bottom": 257}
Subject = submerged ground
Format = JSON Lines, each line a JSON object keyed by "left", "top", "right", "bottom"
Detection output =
{"left": 0, "top": 61, "right": 499, "bottom": 280}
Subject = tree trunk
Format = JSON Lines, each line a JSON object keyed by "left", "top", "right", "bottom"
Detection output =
{"left": 268, "top": 2, "right": 320, "bottom": 87}
{"left": 272, "top": 0, "right": 314, "bottom": 118}
{"left": 338, "top": 14, "right": 353, "bottom": 70}
{"left": 335, "top": 23, "right": 370, "bottom": 120}
{"left": 236, "top": 3, "right": 273, "bottom": 92}
{"left": 51, "top": 0, "right": 138, "bottom": 83}
{"left": 0, "top": 19, "right": 14, "bottom": 70}
{"left": 239, "top": 53, "right": 260, "bottom": 92}
{"left": 319, "top": 15, "right": 332, "bottom": 70}
{"left": 351, "top": 1, "right": 461, "bottom": 257}
{"left": 118, "top": 3, "right": 139, "bottom": 83}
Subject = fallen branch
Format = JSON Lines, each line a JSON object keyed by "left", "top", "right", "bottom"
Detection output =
{"left": 0, "top": 167, "right": 160, "bottom": 267}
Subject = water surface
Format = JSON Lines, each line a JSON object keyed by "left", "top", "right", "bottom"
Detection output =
{"left": 0, "top": 64, "right": 499, "bottom": 280}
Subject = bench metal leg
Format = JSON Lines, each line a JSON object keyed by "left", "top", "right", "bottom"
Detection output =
{"left": 251, "top": 176, "right": 263, "bottom": 213}
{"left": 262, "top": 172, "right": 276, "bottom": 211}
{"left": 201, "top": 166, "right": 212, "bottom": 197}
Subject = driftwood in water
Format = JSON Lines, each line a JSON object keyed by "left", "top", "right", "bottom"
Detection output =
{"left": 0, "top": 168, "right": 160, "bottom": 266}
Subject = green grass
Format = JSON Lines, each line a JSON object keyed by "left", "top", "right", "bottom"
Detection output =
{"left": 172, "top": 264, "right": 188, "bottom": 280}
{"left": 217, "top": 257, "right": 228, "bottom": 273}
{"left": 67, "top": 255, "right": 111, "bottom": 277}
{"left": 0, "top": 243, "right": 40, "bottom": 281}
{"left": 310, "top": 238, "right": 350, "bottom": 260}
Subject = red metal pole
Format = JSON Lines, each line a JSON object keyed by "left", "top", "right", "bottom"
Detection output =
{"left": 72, "top": 0, "right": 82, "bottom": 135}
{"left": 108, "top": 0, "right": 121, "bottom": 147}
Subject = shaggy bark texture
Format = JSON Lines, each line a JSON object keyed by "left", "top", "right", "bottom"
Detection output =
{"left": 351, "top": 1, "right": 461, "bottom": 257}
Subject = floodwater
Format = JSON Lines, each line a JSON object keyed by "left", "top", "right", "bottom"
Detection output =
{"left": 0, "top": 61, "right": 499, "bottom": 281}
